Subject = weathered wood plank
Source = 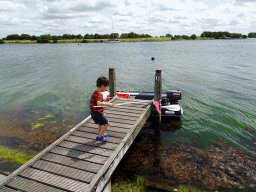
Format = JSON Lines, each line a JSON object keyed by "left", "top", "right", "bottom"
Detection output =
{"left": 103, "top": 113, "right": 139, "bottom": 121}
{"left": 0, "top": 186, "right": 20, "bottom": 192}
{"left": 103, "top": 117, "right": 137, "bottom": 125}
{"left": 86, "top": 121, "right": 132, "bottom": 130}
{"left": 87, "top": 117, "right": 137, "bottom": 125}
{"left": 104, "top": 110, "right": 142, "bottom": 117}
{"left": 104, "top": 107, "right": 143, "bottom": 114}
{"left": 65, "top": 135, "right": 119, "bottom": 150}
{"left": 85, "top": 122, "right": 132, "bottom": 134}
{"left": 57, "top": 140, "right": 114, "bottom": 156}
{"left": 71, "top": 131, "right": 122, "bottom": 144}
{"left": 41, "top": 153, "right": 102, "bottom": 174}
{"left": 78, "top": 127, "right": 126, "bottom": 138}
{"left": 31, "top": 160, "right": 95, "bottom": 183}
{"left": 5, "top": 176, "right": 67, "bottom": 192}
{"left": 50, "top": 146, "right": 108, "bottom": 165}
{"left": 19, "top": 167, "right": 88, "bottom": 192}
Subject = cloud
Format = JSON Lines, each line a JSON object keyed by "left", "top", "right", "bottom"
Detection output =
{"left": 235, "top": 0, "right": 256, "bottom": 2}
{"left": 123, "top": 0, "right": 132, "bottom": 6}
{"left": 157, "top": 3, "right": 180, "bottom": 11}
{"left": 113, "top": 10, "right": 133, "bottom": 16}
{"left": 70, "top": 1, "right": 115, "bottom": 12}
{"left": 0, "top": 1, "right": 27, "bottom": 12}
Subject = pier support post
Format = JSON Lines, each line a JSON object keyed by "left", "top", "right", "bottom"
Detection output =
{"left": 154, "top": 69, "right": 161, "bottom": 123}
{"left": 109, "top": 68, "right": 116, "bottom": 98}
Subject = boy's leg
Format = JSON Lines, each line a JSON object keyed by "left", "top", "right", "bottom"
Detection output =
{"left": 98, "top": 124, "right": 102, "bottom": 133}
{"left": 98, "top": 122, "right": 109, "bottom": 138}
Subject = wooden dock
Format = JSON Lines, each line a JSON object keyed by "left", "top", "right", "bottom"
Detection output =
{"left": 0, "top": 68, "right": 161, "bottom": 192}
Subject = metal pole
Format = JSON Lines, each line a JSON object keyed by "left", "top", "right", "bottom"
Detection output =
{"left": 154, "top": 69, "right": 161, "bottom": 123}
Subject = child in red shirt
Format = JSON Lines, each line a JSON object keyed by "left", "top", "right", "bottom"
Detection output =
{"left": 90, "top": 76, "right": 114, "bottom": 142}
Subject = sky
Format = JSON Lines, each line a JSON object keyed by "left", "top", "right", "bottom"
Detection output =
{"left": 0, "top": 0, "right": 256, "bottom": 39}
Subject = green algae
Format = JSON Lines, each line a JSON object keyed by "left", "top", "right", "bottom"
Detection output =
{"left": 29, "top": 114, "right": 57, "bottom": 129}
{"left": 0, "top": 146, "right": 36, "bottom": 165}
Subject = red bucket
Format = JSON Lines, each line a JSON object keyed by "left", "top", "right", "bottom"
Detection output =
{"left": 116, "top": 93, "right": 130, "bottom": 99}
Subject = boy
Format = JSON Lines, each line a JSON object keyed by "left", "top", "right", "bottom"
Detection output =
{"left": 90, "top": 76, "right": 114, "bottom": 142}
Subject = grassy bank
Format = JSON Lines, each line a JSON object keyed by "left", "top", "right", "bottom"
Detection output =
{"left": 2, "top": 37, "right": 215, "bottom": 44}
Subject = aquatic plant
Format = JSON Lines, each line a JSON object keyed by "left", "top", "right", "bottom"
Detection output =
{"left": 0, "top": 146, "right": 36, "bottom": 165}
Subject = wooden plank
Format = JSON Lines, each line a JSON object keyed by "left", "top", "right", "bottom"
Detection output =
{"left": 19, "top": 167, "right": 88, "bottom": 192}
{"left": 104, "top": 107, "right": 145, "bottom": 113}
{"left": 109, "top": 105, "right": 147, "bottom": 110}
{"left": 49, "top": 146, "right": 108, "bottom": 165}
{"left": 103, "top": 113, "right": 138, "bottom": 121}
{"left": 31, "top": 160, "right": 95, "bottom": 183}
{"left": 87, "top": 117, "right": 137, "bottom": 125}
{"left": 5, "top": 176, "right": 67, "bottom": 192}
{"left": 104, "top": 117, "right": 137, "bottom": 125}
{"left": 41, "top": 153, "right": 102, "bottom": 174}
{"left": 104, "top": 110, "right": 141, "bottom": 117}
{"left": 65, "top": 136, "right": 119, "bottom": 150}
{"left": 86, "top": 121, "right": 132, "bottom": 130}
{"left": 85, "top": 122, "right": 132, "bottom": 134}
{"left": 57, "top": 140, "right": 114, "bottom": 157}
{"left": 0, "top": 186, "right": 19, "bottom": 192}
{"left": 78, "top": 127, "right": 126, "bottom": 138}
{"left": 71, "top": 131, "right": 122, "bottom": 144}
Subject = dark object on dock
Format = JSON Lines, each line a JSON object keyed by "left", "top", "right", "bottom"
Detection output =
{"left": 151, "top": 57, "right": 155, "bottom": 60}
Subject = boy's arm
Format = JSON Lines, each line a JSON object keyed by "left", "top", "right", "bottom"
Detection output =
{"left": 97, "top": 100, "right": 114, "bottom": 107}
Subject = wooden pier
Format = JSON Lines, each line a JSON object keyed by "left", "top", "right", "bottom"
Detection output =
{"left": 0, "top": 68, "right": 161, "bottom": 192}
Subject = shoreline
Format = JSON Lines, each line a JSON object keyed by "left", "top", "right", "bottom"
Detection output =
{"left": 1, "top": 37, "right": 218, "bottom": 44}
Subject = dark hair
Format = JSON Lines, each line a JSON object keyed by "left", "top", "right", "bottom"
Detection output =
{"left": 96, "top": 76, "right": 109, "bottom": 87}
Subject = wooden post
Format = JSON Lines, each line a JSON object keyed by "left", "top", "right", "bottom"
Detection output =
{"left": 109, "top": 68, "right": 116, "bottom": 98}
{"left": 154, "top": 69, "right": 161, "bottom": 123}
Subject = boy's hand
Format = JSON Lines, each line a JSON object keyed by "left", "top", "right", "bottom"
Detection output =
{"left": 109, "top": 103, "right": 115, "bottom": 107}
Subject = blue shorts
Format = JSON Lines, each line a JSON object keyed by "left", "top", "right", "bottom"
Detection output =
{"left": 90, "top": 110, "right": 108, "bottom": 126}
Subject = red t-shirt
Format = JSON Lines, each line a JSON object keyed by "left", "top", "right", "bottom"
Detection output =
{"left": 90, "top": 90, "right": 104, "bottom": 115}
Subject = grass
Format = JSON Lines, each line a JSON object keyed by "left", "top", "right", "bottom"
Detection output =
{"left": 112, "top": 175, "right": 147, "bottom": 192}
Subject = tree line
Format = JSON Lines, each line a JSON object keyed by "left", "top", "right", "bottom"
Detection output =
{"left": 1, "top": 31, "right": 255, "bottom": 44}
{"left": 200, "top": 31, "right": 256, "bottom": 39}
{"left": 1, "top": 32, "right": 152, "bottom": 42}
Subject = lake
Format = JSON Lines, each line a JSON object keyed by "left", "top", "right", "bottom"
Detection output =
{"left": 0, "top": 40, "right": 256, "bottom": 190}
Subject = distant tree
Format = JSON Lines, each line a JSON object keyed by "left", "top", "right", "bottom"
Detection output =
{"left": 166, "top": 34, "right": 173, "bottom": 38}
{"left": 31, "top": 35, "right": 37, "bottom": 40}
{"left": 182, "top": 35, "right": 190, "bottom": 39}
{"left": 62, "top": 34, "right": 71, "bottom": 39}
{"left": 20, "top": 34, "right": 31, "bottom": 40}
{"left": 37, "top": 34, "right": 51, "bottom": 43}
{"left": 200, "top": 33, "right": 205, "bottom": 38}
{"left": 52, "top": 36, "right": 58, "bottom": 43}
{"left": 6, "top": 34, "right": 19, "bottom": 40}
{"left": 248, "top": 32, "right": 256, "bottom": 38}
{"left": 120, "top": 33, "right": 128, "bottom": 38}
{"left": 76, "top": 34, "right": 83, "bottom": 39}
{"left": 191, "top": 34, "right": 197, "bottom": 40}
{"left": 84, "top": 33, "right": 91, "bottom": 39}
{"left": 242, "top": 35, "right": 247, "bottom": 39}
{"left": 0, "top": 39, "right": 5, "bottom": 44}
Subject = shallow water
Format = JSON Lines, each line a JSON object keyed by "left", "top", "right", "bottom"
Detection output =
{"left": 0, "top": 40, "right": 256, "bottom": 190}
